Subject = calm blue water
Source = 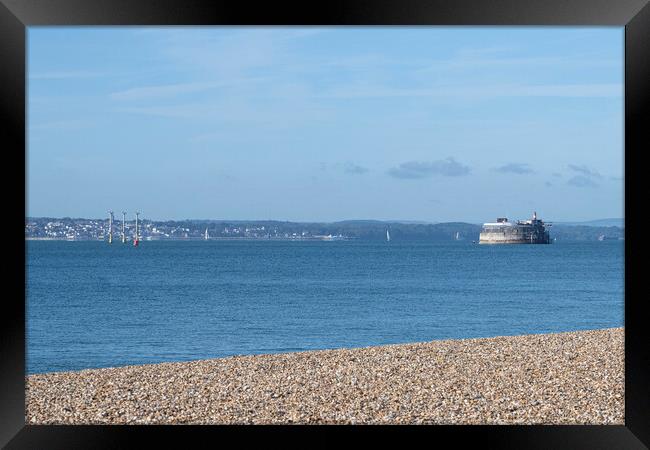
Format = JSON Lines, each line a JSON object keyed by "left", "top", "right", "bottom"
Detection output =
{"left": 26, "top": 240, "right": 624, "bottom": 374}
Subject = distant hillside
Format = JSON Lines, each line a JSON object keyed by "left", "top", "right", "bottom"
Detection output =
{"left": 331, "top": 220, "right": 392, "bottom": 226}
{"left": 550, "top": 225, "right": 624, "bottom": 241}
{"left": 329, "top": 222, "right": 481, "bottom": 241}
{"left": 555, "top": 218, "right": 624, "bottom": 228}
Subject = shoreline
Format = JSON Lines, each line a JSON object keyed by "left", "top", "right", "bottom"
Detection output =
{"left": 25, "top": 237, "right": 355, "bottom": 241}
{"left": 26, "top": 327, "right": 624, "bottom": 424}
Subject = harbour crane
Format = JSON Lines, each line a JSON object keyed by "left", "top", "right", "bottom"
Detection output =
{"left": 107, "top": 211, "right": 114, "bottom": 244}
{"left": 121, "top": 211, "right": 127, "bottom": 243}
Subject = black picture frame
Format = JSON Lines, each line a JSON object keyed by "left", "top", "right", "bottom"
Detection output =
{"left": 2, "top": 0, "right": 648, "bottom": 448}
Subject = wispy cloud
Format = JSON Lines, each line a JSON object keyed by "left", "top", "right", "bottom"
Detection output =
{"left": 320, "top": 83, "right": 621, "bottom": 100}
{"left": 342, "top": 162, "right": 369, "bottom": 175}
{"left": 493, "top": 163, "right": 535, "bottom": 174}
{"left": 29, "top": 119, "right": 92, "bottom": 131}
{"left": 415, "top": 44, "right": 620, "bottom": 75}
{"left": 113, "top": 104, "right": 214, "bottom": 119}
{"left": 568, "top": 164, "right": 603, "bottom": 179}
{"left": 566, "top": 164, "right": 603, "bottom": 187}
{"left": 111, "top": 81, "right": 219, "bottom": 101}
{"left": 149, "top": 28, "right": 329, "bottom": 80}
{"left": 188, "top": 131, "right": 224, "bottom": 143}
{"left": 420, "top": 55, "right": 620, "bottom": 72}
{"left": 29, "top": 70, "right": 104, "bottom": 80}
{"left": 388, "top": 158, "right": 470, "bottom": 179}
{"left": 512, "top": 84, "right": 621, "bottom": 98}
{"left": 110, "top": 78, "right": 266, "bottom": 101}
{"left": 567, "top": 176, "right": 599, "bottom": 188}
{"left": 319, "top": 162, "right": 370, "bottom": 175}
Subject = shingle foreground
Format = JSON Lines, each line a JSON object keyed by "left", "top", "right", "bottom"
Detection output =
{"left": 26, "top": 327, "right": 623, "bottom": 424}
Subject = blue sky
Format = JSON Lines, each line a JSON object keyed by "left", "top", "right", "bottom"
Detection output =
{"left": 27, "top": 27, "right": 624, "bottom": 223}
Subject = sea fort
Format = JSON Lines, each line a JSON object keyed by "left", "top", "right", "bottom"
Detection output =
{"left": 479, "top": 212, "right": 551, "bottom": 244}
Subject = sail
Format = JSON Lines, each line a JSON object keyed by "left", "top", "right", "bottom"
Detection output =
{"left": 386, "top": 230, "right": 390, "bottom": 241}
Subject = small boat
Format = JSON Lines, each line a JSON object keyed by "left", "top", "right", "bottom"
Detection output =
{"left": 205, "top": 228, "right": 209, "bottom": 240}
{"left": 386, "top": 229, "right": 391, "bottom": 242}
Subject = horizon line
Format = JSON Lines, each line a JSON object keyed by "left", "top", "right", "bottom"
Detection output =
{"left": 25, "top": 216, "right": 624, "bottom": 224}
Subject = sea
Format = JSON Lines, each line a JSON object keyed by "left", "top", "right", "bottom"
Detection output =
{"left": 26, "top": 240, "right": 624, "bottom": 374}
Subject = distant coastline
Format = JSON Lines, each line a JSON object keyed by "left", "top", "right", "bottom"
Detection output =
{"left": 25, "top": 236, "right": 355, "bottom": 242}
{"left": 25, "top": 217, "right": 625, "bottom": 242}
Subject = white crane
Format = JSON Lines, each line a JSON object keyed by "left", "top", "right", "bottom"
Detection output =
{"left": 107, "top": 211, "right": 114, "bottom": 244}
{"left": 121, "top": 211, "right": 127, "bottom": 243}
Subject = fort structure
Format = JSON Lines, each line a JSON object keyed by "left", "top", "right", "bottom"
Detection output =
{"left": 479, "top": 212, "right": 551, "bottom": 244}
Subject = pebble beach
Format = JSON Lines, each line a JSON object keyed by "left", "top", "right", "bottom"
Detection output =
{"left": 26, "top": 327, "right": 624, "bottom": 425}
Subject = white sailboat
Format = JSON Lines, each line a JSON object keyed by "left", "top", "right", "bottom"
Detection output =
{"left": 204, "top": 227, "right": 209, "bottom": 240}
{"left": 386, "top": 229, "right": 391, "bottom": 242}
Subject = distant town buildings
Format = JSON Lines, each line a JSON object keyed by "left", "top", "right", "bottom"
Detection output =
{"left": 24, "top": 217, "right": 352, "bottom": 241}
